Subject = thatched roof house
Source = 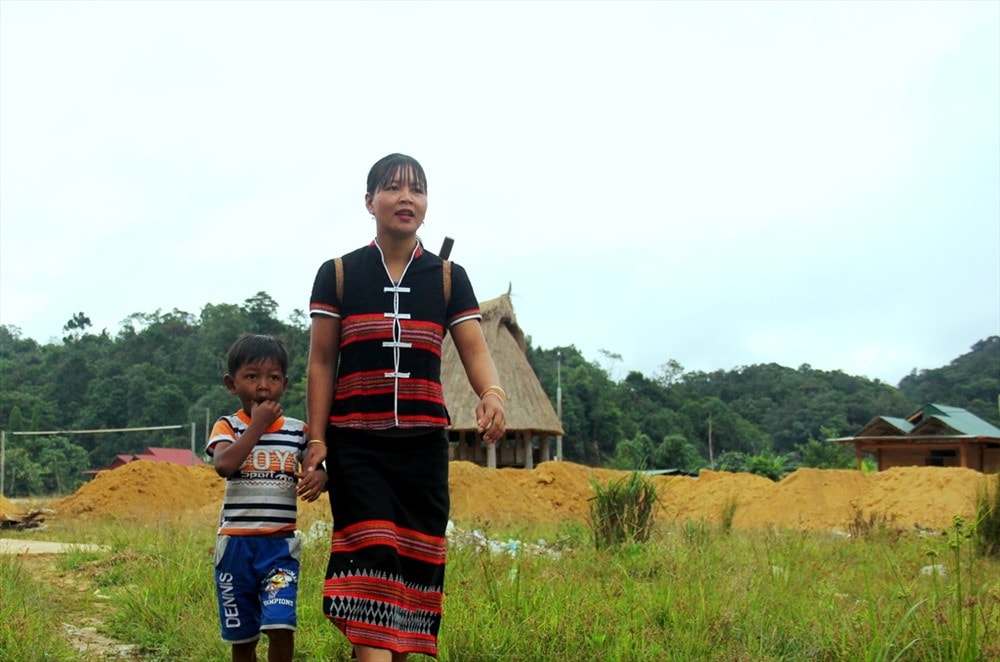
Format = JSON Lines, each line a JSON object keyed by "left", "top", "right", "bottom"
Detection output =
{"left": 441, "top": 292, "right": 563, "bottom": 468}
{"left": 834, "top": 403, "right": 1000, "bottom": 472}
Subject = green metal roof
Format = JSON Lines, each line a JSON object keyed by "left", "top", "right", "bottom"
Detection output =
{"left": 926, "top": 407, "right": 1000, "bottom": 437}
{"left": 905, "top": 403, "right": 1000, "bottom": 437}
{"left": 877, "top": 417, "right": 914, "bottom": 433}
{"left": 842, "top": 404, "right": 1000, "bottom": 442}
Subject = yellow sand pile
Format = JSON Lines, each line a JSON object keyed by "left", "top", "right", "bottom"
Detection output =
{"left": 57, "top": 461, "right": 225, "bottom": 524}
{"left": 42, "top": 459, "right": 997, "bottom": 533}
{"left": 0, "top": 493, "right": 20, "bottom": 518}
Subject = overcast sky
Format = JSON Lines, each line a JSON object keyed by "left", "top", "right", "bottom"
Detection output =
{"left": 1, "top": 0, "right": 997, "bottom": 385}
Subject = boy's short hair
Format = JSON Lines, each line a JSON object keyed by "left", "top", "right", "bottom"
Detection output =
{"left": 226, "top": 334, "right": 289, "bottom": 376}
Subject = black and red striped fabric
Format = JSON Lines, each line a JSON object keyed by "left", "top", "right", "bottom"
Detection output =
{"left": 322, "top": 428, "right": 450, "bottom": 657}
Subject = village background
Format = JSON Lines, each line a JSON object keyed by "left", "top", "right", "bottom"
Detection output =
{"left": 1, "top": 293, "right": 997, "bottom": 500}
{"left": 2, "top": 288, "right": 997, "bottom": 662}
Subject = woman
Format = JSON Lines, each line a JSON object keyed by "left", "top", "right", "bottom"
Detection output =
{"left": 303, "top": 153, "right": 506, "bottom": 661}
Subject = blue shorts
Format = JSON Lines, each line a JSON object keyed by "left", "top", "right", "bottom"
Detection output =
{"left": 214, "top": 534, "right": 301, "bottom": 644}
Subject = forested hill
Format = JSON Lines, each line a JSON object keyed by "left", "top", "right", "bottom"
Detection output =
{"left": 528, "top": 335, "right": 998, "bottom": 472}
{"left": 897, "top": 336, "right": 999, "bottom": 421}
{"left": 0, "top": 292, "right": 997, "bottom": 495}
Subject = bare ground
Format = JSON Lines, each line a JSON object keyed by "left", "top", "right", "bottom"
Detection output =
{"left": 2, "top": 540, "right": 142, "bottom": 660}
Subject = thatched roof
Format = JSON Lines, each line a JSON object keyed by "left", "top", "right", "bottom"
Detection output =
{"left": 442, "top": 293, "right": 564, "bottom": 436}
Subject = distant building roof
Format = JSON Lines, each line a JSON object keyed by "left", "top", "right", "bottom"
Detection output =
{"left": 859, "top": 416, "right": 913, "bottom": 436}
{"left": 135, "top": 447, "right": 204, "bottom": 465}
{"left": 910, "top": 404, "right": 1000, "bottom": 437}
{"left": 90, "top": 447, "right": 204, "bottom": 473}
{"left": 832, "top": 403, "right": 1000, "bottom": 473}
{"left": 836, "top": 404, "right": 1000, "bottom": 443}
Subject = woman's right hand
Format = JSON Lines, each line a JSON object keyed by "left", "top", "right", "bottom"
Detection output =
{"left": 302, "top": 442, "right": 327, "bottom": 473}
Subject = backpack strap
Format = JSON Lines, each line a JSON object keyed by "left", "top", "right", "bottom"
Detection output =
{"left": 334, "top": 255, "right": 450, "bottom": 307}
{"left": 334, "top": 257, "right": 344, "bottom": 303}
{"left": 442, "top": 259, "right": 452, "bottom": 308}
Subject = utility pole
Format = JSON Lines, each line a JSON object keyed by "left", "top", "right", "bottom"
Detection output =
{"left": 708, "top": 411, "right": 715, "bottom": 469}
{"left": 556, "top": 351, "right": 563, "bottom": 461}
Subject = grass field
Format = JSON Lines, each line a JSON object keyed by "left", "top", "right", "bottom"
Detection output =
{"left": 2, "top": 504, "right": 998, "bottom": 662}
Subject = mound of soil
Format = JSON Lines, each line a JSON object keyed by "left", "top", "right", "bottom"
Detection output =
{"left": 55, "top": 461, "right": 225, "bottom": 525}
{"left": 27, "top": 459, "right": 996, "bottom": 533}
{"left": 0, "top": 494, "right": 18, "bottom": 517}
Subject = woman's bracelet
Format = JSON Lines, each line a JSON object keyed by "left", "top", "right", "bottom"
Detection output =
{"left": 479, "top": 385, "right": 506, "bottom": 404}
{"left": 307, "top": 439, "right": 327, "bottom": 447}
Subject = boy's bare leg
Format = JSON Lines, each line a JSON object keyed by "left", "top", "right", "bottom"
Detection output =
{"left": 232, "top": 640, "right": 258, "bottom": 662}
{"left": 264, "top": 629, "right": 293, "bottom": 662}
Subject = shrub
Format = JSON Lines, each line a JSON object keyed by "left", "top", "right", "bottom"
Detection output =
{"left": 588, "top": 471, "right": 660, "bottom": 550}
{"left": 747, "top": 450, "right": 788, "bottom": 481}
{"left": 848, "top": 508, "right": 901, "bottom": 543}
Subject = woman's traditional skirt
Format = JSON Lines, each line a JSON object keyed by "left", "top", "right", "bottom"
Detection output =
{"left": 323, "top": 427, "right": 450, "bottom": 657}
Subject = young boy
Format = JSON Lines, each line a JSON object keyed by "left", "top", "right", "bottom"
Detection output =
{"left": 207, "top": 333, "right": 326, "bottom": 662}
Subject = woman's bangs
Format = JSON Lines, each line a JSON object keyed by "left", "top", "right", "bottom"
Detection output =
{"left": 379, "top": 162, "right": 427, "bottom": 192}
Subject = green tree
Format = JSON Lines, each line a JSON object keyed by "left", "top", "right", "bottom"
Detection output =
{"left": 655, "top": 359, "right": 685, "bottom": 388}
{"left": 795, "top": 426, "right": 855, "bottom": 469}
{"left": 62, "top": 312, "right": 92, "bottom": 343}
{"left": 34, "top": 435, "right": 89, "bottom": 494}
{"left": 715, "top": 451, "right": 750, "bottom": 473}
{"left": 1, "top": 446, "right": 44, "bottom": 496}
{"left": 7, "top": 405, "right": 25, "bottom": 432}
{"left": 652, "top": 434, "right": 706, "bottom": 474}
{"left": 747, "top": 450, "right": 789, "bottom": 481}
{"left": 899, "top": 337, "right": 999, "bottom": 426}
{"left": 78, "top": 375, "right": 130, "bottom": 429}
{"left": 608, "top": 433, "right": 655, "bottom": 470}
{"left": 50, "top": 354, "right": 93, "bottom": 411}
{"left": 679, "top": 397, "right": 768, "bottom": 457}
{"left": 526, "top": 344, "right": 612, "bottom": 464}
{"left": 244, "top": 292, "right": 285, "bottom": 336}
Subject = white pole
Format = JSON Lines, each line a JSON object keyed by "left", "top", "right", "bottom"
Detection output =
{"left": 708, "top": 411, "right": 715, "bottom": 469}
{"left": 1, "top": 430, "right": 6, "bottom": 498}
{"left": 556, "top": 351, "right": 563, "bottom": 462}
{"left": 190, "top": 422, "right": 196, "bottom": 465}
{"left": 13, "top": 425, "right": 183, "bottom": 435}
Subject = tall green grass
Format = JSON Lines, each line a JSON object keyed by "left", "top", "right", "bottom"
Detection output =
{"left": 3, "top": 510, "right": 999, "bottom": 661}
{"left": 0, "top": 553, "right": 81, "bottom": 660}
{"left": 588, "top": 471, "right": 660, "bottom": 549}
{"left": 974, "top": 474, "right": 1000, "bottom": 558}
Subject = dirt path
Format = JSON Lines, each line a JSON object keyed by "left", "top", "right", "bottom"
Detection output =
{"left": 0, "top": 538, "right": 108, "bottom": 554}
{"left": 3, "top": 541, "right": 142, "bottom": 660}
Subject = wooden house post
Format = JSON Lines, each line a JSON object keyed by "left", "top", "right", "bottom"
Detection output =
{"left": 523, "top": 432, "right": 534, "bottom": 470}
